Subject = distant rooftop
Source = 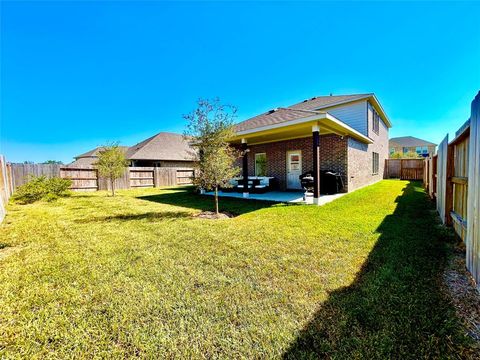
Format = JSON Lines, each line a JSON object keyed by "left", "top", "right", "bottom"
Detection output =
{"left": 389, "top": 136, "right": 437, "bottom": 147}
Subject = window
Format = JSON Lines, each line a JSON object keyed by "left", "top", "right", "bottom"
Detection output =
{"left": 369, "top": 103, "right": 380, "bottom": 135}
{"left": 403, "top": 147, "right": 409, "bottom": 154}
{"left": 372, "top": 152, "right": 379, "bottom": 175}
{"left": 255, "top": 153, "right": 267, "bottom": 176}
{"left": 416, "top": 146, "right": 428, "bottom": 155}
{"left": 390, "top": 148, "right": 395, "bottom": 155}
{"left": 373, "top": 111, "right": 380, "bottom": 135}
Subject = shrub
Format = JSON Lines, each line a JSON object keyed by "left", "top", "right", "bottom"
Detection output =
{"left": 12, "top": 176, "right": 72, "bottom": 204}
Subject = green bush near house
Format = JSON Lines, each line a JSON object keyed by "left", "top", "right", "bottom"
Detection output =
{"left": 11, "top": 176, "right": 72, "bottom": 204}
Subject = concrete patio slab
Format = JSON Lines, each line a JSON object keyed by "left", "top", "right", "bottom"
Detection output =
{"left": 203, "top": 190, "right": 345, "bottom": 205}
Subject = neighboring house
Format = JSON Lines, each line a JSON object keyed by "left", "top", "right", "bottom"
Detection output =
{"left": 389, "top": 136, "right": 437, "bottom": 157}
{"left": 68, "top": 146, "right": 130, "bottom": 167}
{"left": 230, "top": 93, "right": 391, "bottom": 202}
{"left": 126, "top": 132, "right": 196, "bottom": 167}
{"left": 68, "top": 132, "right": 196, "bottom": 168}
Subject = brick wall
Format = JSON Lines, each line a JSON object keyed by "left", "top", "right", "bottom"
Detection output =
{"left": 243, "top": 134, "right": 348, "bottom": 191}
{"left": 347, "top": 107, "right": 389, "bottom": 191}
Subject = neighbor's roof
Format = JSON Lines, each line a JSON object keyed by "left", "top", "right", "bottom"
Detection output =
{"left": 66, "top": 157, "right": 98, "bottom": 168}
{"left": 235, "top": 93, "right": 391, "bottom": 132}
{"left": 389, "top": 136, "right": 437, "bottom": 147}
{"left": 74, "top": 146, "right": 129, "bottom": 159}
{"left": 126, "top": 132, "right": 196, "bottom": 161}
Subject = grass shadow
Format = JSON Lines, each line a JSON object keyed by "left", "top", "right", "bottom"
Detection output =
{"left": 282, "top": 181, "right": 474, "bottom": 358}
{"left": 78, "top": 211, "right": 192, "bottom": 223}
{"left": 137, "top": 187, "right": 283, "bottom": 216}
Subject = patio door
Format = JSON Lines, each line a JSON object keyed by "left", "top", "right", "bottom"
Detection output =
{"left": 286, "top": 150, "right": 302, "bottom": 189}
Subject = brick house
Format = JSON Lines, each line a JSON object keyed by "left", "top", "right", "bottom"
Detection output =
{"left": 230, "top": 94, "right": 391, "bottom": 204}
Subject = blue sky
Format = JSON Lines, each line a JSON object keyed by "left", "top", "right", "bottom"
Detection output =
{"left": 1, "top": 1, "right": 479, "bottom": 163}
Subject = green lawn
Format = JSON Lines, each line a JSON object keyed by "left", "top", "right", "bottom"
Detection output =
{"left": 0, "top": 181, "right": 475, "bottom": 358}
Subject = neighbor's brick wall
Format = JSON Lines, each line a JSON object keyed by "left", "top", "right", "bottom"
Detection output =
{"left": 238, "top": 134, "right": 348, "bottom": 191}
{"left": 347, "top": 107, "right": 389, "bottom": 191}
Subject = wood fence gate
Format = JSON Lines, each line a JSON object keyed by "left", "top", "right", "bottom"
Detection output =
{"left": 384, "top": 159, "right": 424, "bottom": 180}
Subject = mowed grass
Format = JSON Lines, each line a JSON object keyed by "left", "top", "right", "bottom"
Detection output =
{"left": 0, "top": 181, "right": 474, "bottom": 358}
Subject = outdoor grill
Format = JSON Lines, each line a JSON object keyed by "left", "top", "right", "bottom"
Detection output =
{"left": 299, "top": 170, "right": 344, "bottom": 200}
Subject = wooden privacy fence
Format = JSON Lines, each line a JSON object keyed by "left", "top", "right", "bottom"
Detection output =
{"left": 0, "top": 156, "right": 14, "bottom": 222}
{"left": 60, "top": 166, "right": 195, "bottom": 191}
{"left": 428, "top": 91, "right": 480, "bottom": 289}
{"left": 11, "top": 163, "right": 63, "bottom": 188}
{"left": 60, "top": 168, "right": 99, "bottom": 191}
{"left": 384, "top": 159, "right": 424, "bottom": 180}
{"left": 8, "top": 164, "right": 195, "bottom": 192}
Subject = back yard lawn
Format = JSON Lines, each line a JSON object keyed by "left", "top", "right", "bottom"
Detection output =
{"left": 0, "top": 181, "right": 476, "bottom": 358}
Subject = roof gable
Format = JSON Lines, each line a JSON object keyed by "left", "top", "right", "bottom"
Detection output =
{"left": 75, "top": 146, "right": 129, "bottom": 159}
{"left": 126, "top": 132, "right": 196, "bottom": 161}
{"left": 235, "top": 93, "right": 391, "bottom": 133}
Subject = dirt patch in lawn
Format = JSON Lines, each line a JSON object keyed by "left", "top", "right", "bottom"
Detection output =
{"left": 194, "top": 211, "right": 234, "bottom": 219}
{"left": 443, "top": 242, "right": 480, "bottom": 352}
{"left": 0, "top": 244, "right": 22, "bottom": 261}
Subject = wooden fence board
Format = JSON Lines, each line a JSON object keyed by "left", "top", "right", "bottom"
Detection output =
{"left": 0, "top": 156, "right": 14, "bottom": 222}
{"left": 436, "top": 135, "right": 449, "bottom": 224}
{"left": 60, "top": 167, "right": 98, "bottom": 191}
{"left": 451, "top": 135, "right": 469, "bottom": 240}
{"left": 466, "top": 92, "right": 480, "bottom": 288}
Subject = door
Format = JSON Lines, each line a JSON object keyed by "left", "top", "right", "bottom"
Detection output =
{"left": 286, "top": 151, "right": 302, "bottom": 189}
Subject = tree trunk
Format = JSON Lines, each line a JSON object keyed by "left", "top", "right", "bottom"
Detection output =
{"left": 215, "top": 186, "right": 219, "bottom": 215}
{"left": 111, "top": 177, "right": 115, "bottom": 197}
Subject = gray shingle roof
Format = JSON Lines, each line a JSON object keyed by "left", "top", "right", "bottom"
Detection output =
{"left": 126, "top": 132, "right": 196, "bottom": 161}
{"left": 389, "top": 136, "right": 437, "bottom": 147}
{"left": 66, "top": 157, "right": 99, "bottom": 168}
{"left": 235, "top": 94, "right": 374, "bottom": 132}
{"left": 75, "top": 146, "right": 129, "bottom": 159}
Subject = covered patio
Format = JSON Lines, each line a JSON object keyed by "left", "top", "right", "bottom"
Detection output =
{"left": 204, "top": 190, "right": 345, "bottom": 205}
{"left": 229, "top": 108, "right": 372, "bottom": 204}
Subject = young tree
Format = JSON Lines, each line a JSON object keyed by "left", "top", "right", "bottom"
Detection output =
{"left": 94, "top": 143, "right": 129, "bottom": 197}
{"left": 184, "top": 98, "right": 240, "bottom": 215}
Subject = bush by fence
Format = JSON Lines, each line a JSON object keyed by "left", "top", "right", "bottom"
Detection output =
{"left": 11, "top": 176, "right": 72, "bottom": 204}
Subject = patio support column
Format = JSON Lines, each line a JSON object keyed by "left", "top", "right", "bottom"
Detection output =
{"left": 312, "top": 125, "right": 320, "bottom": 205}
{"left": 241, "top": 138, "right": 249, "bottom": 198}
